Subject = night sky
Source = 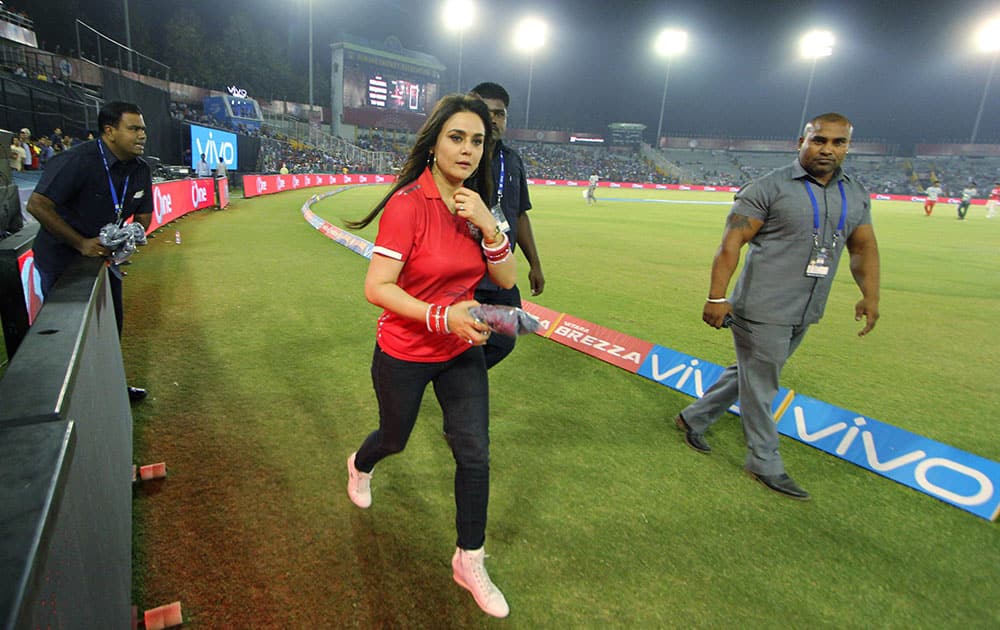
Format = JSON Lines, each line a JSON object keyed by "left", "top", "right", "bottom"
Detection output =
{"left": 26, "top": 0, "right": 1000, "bottom": 148}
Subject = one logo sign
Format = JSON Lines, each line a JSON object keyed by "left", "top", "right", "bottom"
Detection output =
{"left": 153, "top": 187, "right": 173, "bottom": 223}
{"left": 191, "top": 181, "right": 209, "bottom": 207}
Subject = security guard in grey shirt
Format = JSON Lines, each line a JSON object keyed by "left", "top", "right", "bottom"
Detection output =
{"left": 673, "top": 112, "right": 881, "bottom": 500}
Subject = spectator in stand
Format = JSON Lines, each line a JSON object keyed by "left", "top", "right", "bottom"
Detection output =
{"left": 37, "top": 136, "right": 55, "bottom": 168}
{"left": 279, "top": 162, "right": 289, "bottom": 174}
{"left": 19, "top": 128, "right": 34, "bottom": 170}
{"left": 469, "top": 81, "right": 546, "bottom": 369}
{"left": 49, "top": 127, "right": 63, "bottom": 150}
{"left": 9, "top": 135, "right": 25, "bottom": 172}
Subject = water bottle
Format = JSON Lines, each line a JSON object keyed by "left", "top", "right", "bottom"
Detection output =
{"left": 174, "top": 230, "right": 181, "bottom": 245}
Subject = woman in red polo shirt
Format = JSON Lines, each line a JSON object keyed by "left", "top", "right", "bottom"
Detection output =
{"left": 344, "top": 94, "right": 516, "bottom": 618}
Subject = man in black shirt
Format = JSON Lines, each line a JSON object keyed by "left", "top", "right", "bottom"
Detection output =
{"left": 26, "top": 101, "right": 153, "bottom": 402}
{"left": 469, "top": 81, "right": 545, "bottom": 369}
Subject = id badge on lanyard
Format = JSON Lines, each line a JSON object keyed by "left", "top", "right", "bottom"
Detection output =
{"left": 98, "top": 140, "right": 130, "bottom": 226}
{"left": 803, "top": 180, "right": 847, "bottom": 279}
{"left": 491, "top": 150, "right": 511, "bottom": 234}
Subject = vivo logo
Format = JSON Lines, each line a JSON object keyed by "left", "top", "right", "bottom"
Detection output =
{"left": 193, "top": 130, "right": 236, "bottom": 166}
{"left": 293, "top": 176, "right": 301, "bottom": 187}
{"left": 649, "top": 356, "right": 710, "bottom": 397}
{"left": 789, "top": 406, "right": 995, "bottom": 508}
{"left": 304, "top": 175, "right": 312, "bottom": 186}
{"left": 277, "top": 178, "right": 286, "bottom": 190}
{"left": 256, "top": 178, "right": 267, "bottom": 194}
{"left": 154, "top": 188, "right": 173, "bottom": 222}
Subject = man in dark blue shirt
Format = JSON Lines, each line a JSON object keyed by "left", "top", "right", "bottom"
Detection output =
{"left": 26, "top": 101, "right": 154, "bottom": 402}
{"left": 469, "top": 82, "right": 545, "bottom": 369}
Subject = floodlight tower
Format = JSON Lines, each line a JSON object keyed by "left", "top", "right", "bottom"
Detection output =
{"left": 122, "top": 0, "right": 133, "bottom": 72}
{"left": 797, "top": 30, "right": 834, "bottom": 136}
{"left": 654, "top": 28, "right": 688, "bottom": 147}
{"left": 514, "top": 17, "right": 547, "bottom": 128}
{"left": 308, "top": 0, "right": 314, "bottom": 106}
{"left": 444, "top": 0, "right": 476, "bottom": 92}
{"left": 970, "top": 17, "right": 1000, "bottom": 144}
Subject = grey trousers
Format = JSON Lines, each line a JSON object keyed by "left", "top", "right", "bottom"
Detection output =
{"left": 680, "top": 316, "right": 810, "bottom": 476}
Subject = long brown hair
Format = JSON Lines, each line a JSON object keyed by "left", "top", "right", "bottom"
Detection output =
{"left": 346, "top": 94, "right": 494, "bottom": 229}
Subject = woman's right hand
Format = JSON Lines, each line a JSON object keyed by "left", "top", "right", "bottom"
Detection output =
{"left": 448, "top": 300, "right": 493, "bottom": 345}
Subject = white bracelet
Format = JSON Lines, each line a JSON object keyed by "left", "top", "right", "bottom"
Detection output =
{"left": 706, "top": 297, "right": 728, "bottom": 303}
{"left": 443, "top": 306, "right": 451, "bottom": 334}
{"left": 481, "top": 232, "right": 509, "bottom": 252}
{"left": 425, "top": 304, "right": 433, "bottom": 332}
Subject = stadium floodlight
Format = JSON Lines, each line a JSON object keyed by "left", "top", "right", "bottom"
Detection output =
{"left": 970, "top": 17, "right": 1000, "bottom": 144}
{"left": 653, "top": 28, "right": 688, "bottom": 147}
{"left": 513, "top": 17, "right": 547, "bottom": 128}
{"left": 443, "top": 0, "right": 476, "bottom": 92}
{"left": 797, "top": 30, "right": 835, "bottom": 136}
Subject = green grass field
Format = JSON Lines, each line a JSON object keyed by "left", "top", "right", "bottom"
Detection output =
{"left": 128, "top": 185, "right": 999, "bottom": 628}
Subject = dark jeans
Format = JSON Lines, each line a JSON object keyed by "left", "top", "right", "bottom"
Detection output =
{"left": 40, "top": 265, "right": 123, "bottom": 338}
{"left": 474, "top": 284, "right": 522, "bottom": 369}
{"left": 355, "top": 344, "right": 491, "bottom": 550}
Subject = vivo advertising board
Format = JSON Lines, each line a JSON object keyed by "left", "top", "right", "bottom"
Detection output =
{"left": 190, "top": 125, "right": 238, "bottom": 170}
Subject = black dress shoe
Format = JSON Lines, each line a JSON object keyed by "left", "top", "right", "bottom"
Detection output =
{"left": 127, "top": 386, "right": 148, "bottom": 403}
{"left": 745, "top": 469, "right": 810, "bottom": 500}
{"left": 674, "top": 414, "right": 711, "bottom": 454}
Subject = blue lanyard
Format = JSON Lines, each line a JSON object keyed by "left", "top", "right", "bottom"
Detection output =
{"left": 97, "top": 139, "right": 130, "bottom": 224}
{"left": 803, "top": 179, "right": 847, "bottom": 247}
{"left": 495, "top": 148, "right": 505, "bottom": 203}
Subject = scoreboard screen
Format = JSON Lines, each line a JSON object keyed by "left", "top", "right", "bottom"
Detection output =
{"left": 344, "top": 63, "right": 436, "bottom": 114}
{"left": 366, "top": 74, "right": 425, "bottom": 111}
{"left": 337, "top": 44, "right": 443, "bottom": 130}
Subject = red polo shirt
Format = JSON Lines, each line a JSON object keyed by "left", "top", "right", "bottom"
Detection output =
{"left": 372, "top": 167, "right": 486, "bottom": 362}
